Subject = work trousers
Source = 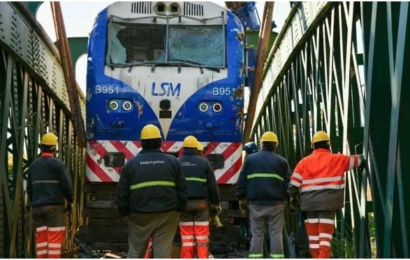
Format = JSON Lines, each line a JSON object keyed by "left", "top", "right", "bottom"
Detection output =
{"left": 128, "top": 210, "right": 178, "bottom": 258}
{"left": 249, "top": 203, "right": 285, "bottom": 258}
{"left": 179, "top": 200, "right": 210, "bottom": 258}
{"left": 32, "top": 205, "right": 66, "bottom": 258}
{"left": 305, "top": 210, "right": 336, "bottom": 258}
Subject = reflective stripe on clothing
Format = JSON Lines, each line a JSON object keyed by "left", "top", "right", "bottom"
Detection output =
{"left": 349, "top": 156, "right": 356, "bottom": 169}
{"left": 270, "top": 254, "right": 284, "bottom": 258}
{"left": 48, "top": 243, "right": 61, "bottom": 248}
{"left": 305, "top": 219, "right": 319, "bottom": 223}
{"left": 194, "top": 221, "right": 209, "bottom": 226}
{"left": 308, "top": 236, "right": 319, "bottom": 240}
{"left": 182, "top": 242, "right": 195, "bottom": 246}
{"left": 48, "top": 250, "right": 61, "bottom": 255}
{"left": 302, "top": 176, "right": 345, "bottom": 185}
{"left": 249, "top": 254, "right": 264, "bottom": 258}
{"left": 32, "top": 180, "right": 59, "bottom": 184}
{"left": 290, "top": 180, "right": 301, "bottom": 187}
{"left": 292, "top": 172, "right": 303, "bottom": 180}
{"left": 319, "top": 218, "right": 335, "bottom": 224}
{"left": 320, "top": 241, "right": 331, "bottom": 247}
{"left": 195, "top": 235, "right": 208, "bottom": 240}
{"left": 181, "top": 235, "right": 194, "bottom": 239}
{"left": 48, "top": 227, "right": 65, "bottom": 231}
{"left": 185, "top": 177, "right": 207, "bottom": 182}
{"left": 179, "top": 222, "right": 194, "bottom": 226}
{"left": 36, "top": 250, "right": 47, "bottom": 256}
{"left": 36, "top": 242, "right": 48, "bottom": 248}
{"left": 319, "top": 233, "right": 333, "bottom": 239}
{"left": 301, "top": 184, "right": 345, "bottom": 193}
{"left": 309, "top": 244, "right": 319, "bottom": 249}
{"left": 36, "top": 226, "right": 47, "bottom": 232}
{"left": 247, "top": 173, "right": 284, "bottom": 181}
{"left": 130, "top": 181, "right": 175, "bottom": 190}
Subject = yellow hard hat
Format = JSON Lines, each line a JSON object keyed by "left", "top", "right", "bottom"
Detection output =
{"left": 140, "top": 124, "right": 161, "bottom": 140}
{"left": 312, "top": 131, "right": 330, "bottom": 144}
{"left": 40, "top": 133, "right": 58, "bottom": 146}
{"left": 261, "top": 131, "right": 278, "bottom": 144}
{"left": 183, "top": 135, "right": 198, "bottom": 148}
{"left": 197, "top": 141, "right": 204, "bottom": 151}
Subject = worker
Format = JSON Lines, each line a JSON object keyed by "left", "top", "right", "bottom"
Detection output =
{"left": 178, "top": 136, "right": 221, "bottom": 258}
{"left": 26, "top": 133, "right": 74, "bottom": 258}
{"left": 288, "top": 131, "right": 365, "bottom": 258}
{"left": 243, "top": 142, "right": 259, "bottom": 156}
{"left": 116, "top": 124, "right": 188, "bottom": 258}
{"left": 197, "top": 141, "right": 204, "bottom": 157}
{"left": 237, "top": 131, "right": 291, "bottom": 259}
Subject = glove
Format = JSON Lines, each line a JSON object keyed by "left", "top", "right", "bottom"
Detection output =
{"left": 289, "top": 198, "right": 299, "bottom": 215}
{"left": 210, "top": 204, "right": 222, "bottom": 216}
{"left": 65, "top": 203, "right": 72, "bottom": 213}
{"left": 239, "top": 199, "right": 249, "bottom": 218}
{"left": 358, "top": 155, "right": 367, "bottom": 170}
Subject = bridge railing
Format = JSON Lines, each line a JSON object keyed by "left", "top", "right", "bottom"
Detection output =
{"left": 252, "top": 2, "right": 409, "bottom": 258}
{"left": 0, "top": 2, "right": 85, "bottom": 257}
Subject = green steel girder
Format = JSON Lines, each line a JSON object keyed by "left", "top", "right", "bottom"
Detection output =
{"left": 0, "top": 2, "right": 85, "bottom": 257}
{"left": 251, "top": 1, "right": 410, "bottom": 258}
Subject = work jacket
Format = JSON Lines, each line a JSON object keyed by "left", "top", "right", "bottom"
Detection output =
{"left": 27, "top": 153, "right": 74, "bottom": 207}
{"left": 288, "top": 148, "right": 362, "bottom": 211}
{"left": 178, "top": 149, "right": 220, "bottom": 205}
{"left": 116, "top": 148, "right": 188, "bottom": 215}
{"left": 237, "top": 149, "right": 291, "bottom": 205}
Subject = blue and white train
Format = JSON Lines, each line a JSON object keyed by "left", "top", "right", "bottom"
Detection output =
{"left": 86, "top": 1, "right": 245, "bottom": 185}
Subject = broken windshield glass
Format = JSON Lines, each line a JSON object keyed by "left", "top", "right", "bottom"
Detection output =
{"left": 108, "top": 22, "right": 166, "bottom": 64}
{"left": 168, "top": 25, "right": 224, "bottom": 67}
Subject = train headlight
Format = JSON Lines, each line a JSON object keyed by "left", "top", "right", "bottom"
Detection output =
{"left": 155, "top": 2, "right": 167, "bottom": 14}
{"left": 169, "top": 3, "right": 181, "bottom": 14}
{"left": 199, "top": 103, "right": 208, "bottom": 112}
{"left": 109, "top": 101, "right": 119, "bottom": 111}
{"left": 123, "top": 101, "right": 133, "bottom": 111}
{"left": 213, "top": 103, "right": 222, "bottom": 112}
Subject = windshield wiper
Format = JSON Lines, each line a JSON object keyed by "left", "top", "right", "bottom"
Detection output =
{"left": 170, "top": 59, "right": 221, "bottom": 73}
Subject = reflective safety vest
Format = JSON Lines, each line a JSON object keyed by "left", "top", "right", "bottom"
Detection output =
{"left": 289, "top": 148, "right": 362, "bottom": 211}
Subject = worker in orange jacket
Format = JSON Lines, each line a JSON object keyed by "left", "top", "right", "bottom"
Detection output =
{"left": 288, "top": 131, "right": 365, "bottom": 258}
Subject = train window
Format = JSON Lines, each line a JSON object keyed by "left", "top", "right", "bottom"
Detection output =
{"left": 168, "top": 25, "right": 224, "bottom": 67}
{"left": 108, "top": 22, "right": 166, "bottom": 64}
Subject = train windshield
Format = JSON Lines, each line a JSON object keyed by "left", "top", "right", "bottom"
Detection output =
{"left": 107, "top": 19, "right": 225, "bottom": 68}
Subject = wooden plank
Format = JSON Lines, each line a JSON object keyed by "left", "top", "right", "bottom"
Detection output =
{"left": 87, "top": 218, "right": 127, "bottom": 226}
{"left": 75, "top": 233, "right": 128, "bottom": 243}
{"left": 86, "top": 200, "right": 116, "bottom": 209}
{"left": 79, "top": 226, "right": 129, "bottom": 235}
{"left": 219, "top": 209, "right": 243, "bottom": 219}
{"left": 82, "top": 183, "right": 117, "bottom": 193}
{"left": 82, "top": 208, "right": 121, "bottom": 218}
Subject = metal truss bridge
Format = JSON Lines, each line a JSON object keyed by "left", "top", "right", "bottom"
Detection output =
{"left": 0, "top": 1, "right": 408, "bottom": 258}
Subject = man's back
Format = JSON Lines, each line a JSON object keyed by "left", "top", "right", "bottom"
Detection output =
{"left": 291, "top": 148, "right": 361, "bottom": 210}
{"left": 116, "top": 149, "right": 187, "bottom": 214}
{"left": 237, "top": 150, "right": 291, "bottom": 204}
{"left": 178, "top": 154, "right": 219, "bottom": 204}
{"left": 27, "top": 155, "right": 73, "bottom": 207}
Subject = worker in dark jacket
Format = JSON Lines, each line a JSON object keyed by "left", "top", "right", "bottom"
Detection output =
{"left": 27, "top": 133, "right": 74, "bottom": 258}
{"left": 237, "top": 132, "right": 291, "bottom": 259}
{"left": 288, "top": 131, "right": 365, "bottom": 258}
{"left": 178, "top": 136, "right": 220, "bottom": 258}
{"left": 116, "top": 124, "right": 188, "bottom": 258}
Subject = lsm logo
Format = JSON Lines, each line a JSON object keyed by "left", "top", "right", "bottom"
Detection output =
{"left": 151, "top": 82, "right": 181, "bottom": 96}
